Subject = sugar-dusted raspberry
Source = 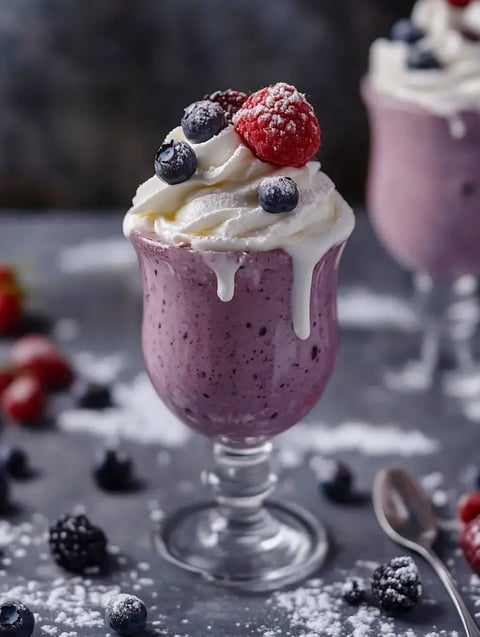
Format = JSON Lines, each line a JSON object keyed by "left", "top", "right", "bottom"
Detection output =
{"left": 458, "top": 492, "right": 480, "bottom": 524}
{"left": 233, "top": 82, "right": 321, "bottom": 167}
{"left": 461, "top": 517, "right": 480, "bottom": 573}
{"left": 446, "top": 0, "right": 471, "bottom": 7}
{"left": 204, "top": 89, "right": 247, "bottom": 123}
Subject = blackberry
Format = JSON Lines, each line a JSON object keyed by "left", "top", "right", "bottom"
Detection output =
{"left": 371, "top": 556, "right": 422, "bottom": 613}
{"left": 204, "top": 89, "right": 247, "bottom": 122}
{"left": 49, "top": 514, "right": 107, "bottom": 573}
{"left": 342, "top": 579, "right": 366, "bottom": 606}
{"left": 0, "top": 600, "right": 35, "bottom": 637}
{"left": 316, "top": 459, "right": 354, "bottom": 503}
{"left": 94, "top": 448, "right": 133, "bottom": 492}
{"left": 105, "top": 594, "right": 148, "bottom": 636}
{"left": 258, "top": 176, "right": 299, "bottom": 214}
{"left": 181, "top": 100, "right": 227, "bottom": 143}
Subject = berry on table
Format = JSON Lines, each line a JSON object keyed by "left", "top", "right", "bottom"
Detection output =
{"left": 258, "top": 176, "right": 299, "bottom": 214}
{"left": 0, "top": 471, "right": 10, "bottom": 510}
{"left": 154, "top": 140, "right": 197, "bottom": 185}
{"left": 105, "top": 594, "right": 148, "bottom": 636}
{"left": 73, "top": 379, "right": 113, "bottom": 410}
{"left": 407, "top": 49, "right": 443, "bottom": 70}
{"left": 0, "top": 447, "right": 30, "bottom": 479}
{"left": 49, "top": 513, "right": 107, "bottom": 573}
{"left": 0, "top": 600, "right": 35, "bottom": 637}
{"left": 0, "top": 294, "right": 22, "bottom": 335}
{"left": 94, "top": 448, "right": 134, "bottom": 492}
{"left": 0, "top": 370, "right": 14, "bottom": 397}
{"left": 315, "top": 458, "right": 354, "bottom": 503}
{"left": 458, "top": 492, "right": 480, "bottom": 524}
{"left": 11, "top": 334, "right": 73, "bottom": 390}
{"left": 234, "top": 82, "right": 321, "bottom": 167}
{"left": 342, "top": 579, "right": 366, "bottom": 606}
{"left": 371, "top": 556, "right": 422, "bottom": 613}
{"left": 204, "top": 89, "right": 247, "bottom": 122}
{"left": 181, "top": 100, "right": 227, "bottom": 143}
{"left": 391, "top": 19, "right": 425, "bottom": 44}
{"left": 461, "top": 516, "right": 480, "bottom": 573}
{"left": 1, "top": 376, "right": 45, "bottom": 424}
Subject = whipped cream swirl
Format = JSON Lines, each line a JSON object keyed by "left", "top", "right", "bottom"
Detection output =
{"left": 124, "top": 124, "right": 354, "bottom": 340}
{"left": 369, "top": 0, "right": 480, "bottom": 131}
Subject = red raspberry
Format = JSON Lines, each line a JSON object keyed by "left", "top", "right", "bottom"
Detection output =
{"left": 0, "top": 266, "right": 17, "bottom": 291}
{"left": 1, "top": 375, "right": 45, "bottom": 424}
{"left": 233, "top": 82, "right": 321, "bottom": 167}
{"left": 11, "top": 334, "right": 74, "bottom": 390}
{"left": 0, "top": 369, "right": 14, "bottom": 396}
{"left": 459, "top": 492, "right": 480, "bottom": 524}
{"left": 447, "top": 0, "right": 471, "bottom": 6}
{"left": 204, "top": 89, "right": 247, "bottom": 122}
{"left": 0, "top": 293, "right": 22, "bottom": 334}
{"left": 461, "top": 517, "right": 480, "bottom": 573}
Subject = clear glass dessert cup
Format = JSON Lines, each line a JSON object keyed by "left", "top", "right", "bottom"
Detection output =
{"left": 362, "top": 80, "right": 480, "bottom": 396}
{"left": 130, "top": 229, "right": 344, "bottom": 591}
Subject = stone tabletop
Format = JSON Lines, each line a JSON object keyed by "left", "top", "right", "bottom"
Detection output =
{"left": 0, "top": 210, "right": 479, "bottom": 636}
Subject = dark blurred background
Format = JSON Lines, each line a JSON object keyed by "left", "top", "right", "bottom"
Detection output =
{"left": 0, "top": 0, "right": 415, "bottom": 210}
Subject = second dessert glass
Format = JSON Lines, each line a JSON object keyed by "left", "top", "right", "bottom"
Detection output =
{"left": 130, "top": 231, "right": 344, "bottom": 591}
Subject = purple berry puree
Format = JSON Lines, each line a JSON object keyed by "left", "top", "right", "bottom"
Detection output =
{"left": 362, "top": 81, "right": 480, "bottom": 279}
{"left": 131, "top": 231, "right": 342, "bottom": 446}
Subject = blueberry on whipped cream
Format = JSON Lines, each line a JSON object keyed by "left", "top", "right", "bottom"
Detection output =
{"left": 154, "top": 140, "right": 197, "bottom": 185}
{"left": 407, "top": 49, "right": 443, "bottom": 70}
{"left": 258, "top": 176, "right": 299, "bottom": 213}
{"left": 181, "top": 100, "right": 227, "bottom": 143}
{"left": 391, "top": 19, "right": 425, "bottom": 43}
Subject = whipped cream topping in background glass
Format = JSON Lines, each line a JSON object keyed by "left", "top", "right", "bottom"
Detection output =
{"left": 124, "top": 121, "right": 354, "bottom": 340}
{"left": 369, "top": 0, "right": 480, "bottom": 135}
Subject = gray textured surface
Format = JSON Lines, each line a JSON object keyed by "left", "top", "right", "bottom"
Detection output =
{"left": 0, "top": 211, "right": 478, "bottom": 635}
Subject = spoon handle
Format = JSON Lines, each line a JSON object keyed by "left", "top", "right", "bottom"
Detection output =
{"left": 419, "top": 545, "right": 480, "bottom": 637}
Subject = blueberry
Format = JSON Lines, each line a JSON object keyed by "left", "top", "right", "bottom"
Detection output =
{"left": 94, "top": 448, "right": 133, "bottom": 492}
{"left": 154, "top": 140, "right": 197, "bottom": 185}
{"left": 315, "top": 459, "right": 353, "bottom": 503}
{"left": 73, "top": 380, "right": 113, "bottom": 410}
{"left": 258, "top": 176, "right": 299, "bottom": 214}
{"left": 407, "top": 49, "right": 443, "bottom": 70}
{"left": 0, "top": 447, "right": 30, "bottom": 479}
{"left": 391, "top": 19, "right": 425, "bottom": 44}
{"left": 0, "top": 600, "right": 35, "bottom": 637}
{"left": 105, "top": 594, "right": 147, "bottom": 636}
{"left": 181, "top": 100, "right": 227, "bottom": 143}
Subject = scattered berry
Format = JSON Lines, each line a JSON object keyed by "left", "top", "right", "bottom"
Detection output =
{"left": 94, "top": 448, "right": 133, "bottom": 492}
{"left": 73, "top": 380, "right": 112, "bottom": 410}
{"left": 204, "top": 89, "right": 247, "bottom": 122}
{"left": 105, "top": 594, "right": 148, "bottom": 636}
{"left": 391, "top": 19, "right": 425, "bottom": 43}
{"left": 154, "top": 140, "right": 197, "bottom": 185}
{"left": 0, "top": 294, "right": 22, "bottom": 335}
{"left": 49, "top": 513, "right": 107, "bottom": 573}
{"left": 407, "top": 49, "right": 443, "bottom": 70}
{"left": 258, "top": 176, "right": 299, "bottom": 213}
{"left": 371, "top": 556, "right": 422, "bottom": 613}
{"left": 0, "top": 370, "right": 14, "bottom": 397}
{"left": 0, "top": 471, "right": 10, "bottom": 509}
{"left": 234, "top": 82, "right": 321, "bottom": 167}
{"left": 458, "top": 492, "right": 480, "bottom": 524}
{"left": 446, "top": 0, "right": 471, "bottom": 6}
{"left": 315, "top": 459, "right": 354, "bottom": 503}
{"left": 1, "top": 376, "right": 45, "bottom": 424}
{"left": 0, "top": 600, "right": 35, "bottom": 637}
{"left": 461, "top": 516, "right": 480, "bottom": 573}
{"left": 342, "top": 579, "right": 366, "bottom": 606}
{"left": 0, "top": 447, "right": 30, "bottom": 480}
{"left": 181, "top": 100, "right": 227, "bottom": 143}
{"left": 11, "top": 334, "right": 73, "bottom": 390}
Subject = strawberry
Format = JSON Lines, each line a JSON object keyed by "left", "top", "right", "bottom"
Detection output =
{"left": 0, "top": 293, "right": 22, "bottom": 334}
{"left": 0, "top": 369, "right": 14, "bottom": 396}
{"left": 1, "top": 375, "right": 45, "bottom": 424}
{"left": 458, "top": 492, "right": 480, "bottom": 524}
{"left": 11, "top": 334, "right": 74, "bottom": 390}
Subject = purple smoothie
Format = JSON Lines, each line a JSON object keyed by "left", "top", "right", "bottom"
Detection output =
{"left": 362, "top": 81, "right": 480, "bottom": 279}
{"left": 131, "top": 230, "right": 342, "bottom": 446}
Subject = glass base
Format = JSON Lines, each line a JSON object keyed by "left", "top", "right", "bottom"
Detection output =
{"left": 154, "top": 499, "right": 328, "bottom": 592}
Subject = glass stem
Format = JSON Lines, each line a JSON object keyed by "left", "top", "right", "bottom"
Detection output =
{"left": 414, "top": 273, "right": 480, "bottom": 375}
{"left": 203, "top": 443, "right": 278, "bottom": 541}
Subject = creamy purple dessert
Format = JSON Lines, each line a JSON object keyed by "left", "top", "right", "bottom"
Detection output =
{"left": 124, "top": 84, "right": 354, "bottom": 444}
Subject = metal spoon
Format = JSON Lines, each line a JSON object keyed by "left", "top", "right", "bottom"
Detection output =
{"left": 373, "top": 467, "right": 480, "bottom": 637}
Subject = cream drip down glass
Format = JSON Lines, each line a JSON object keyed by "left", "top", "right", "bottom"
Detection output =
{"left": 362, "top": 0, "right": 480, "bottom": 393}
{"left": 124, "top": 85, "right": 354, "bottom": 591}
